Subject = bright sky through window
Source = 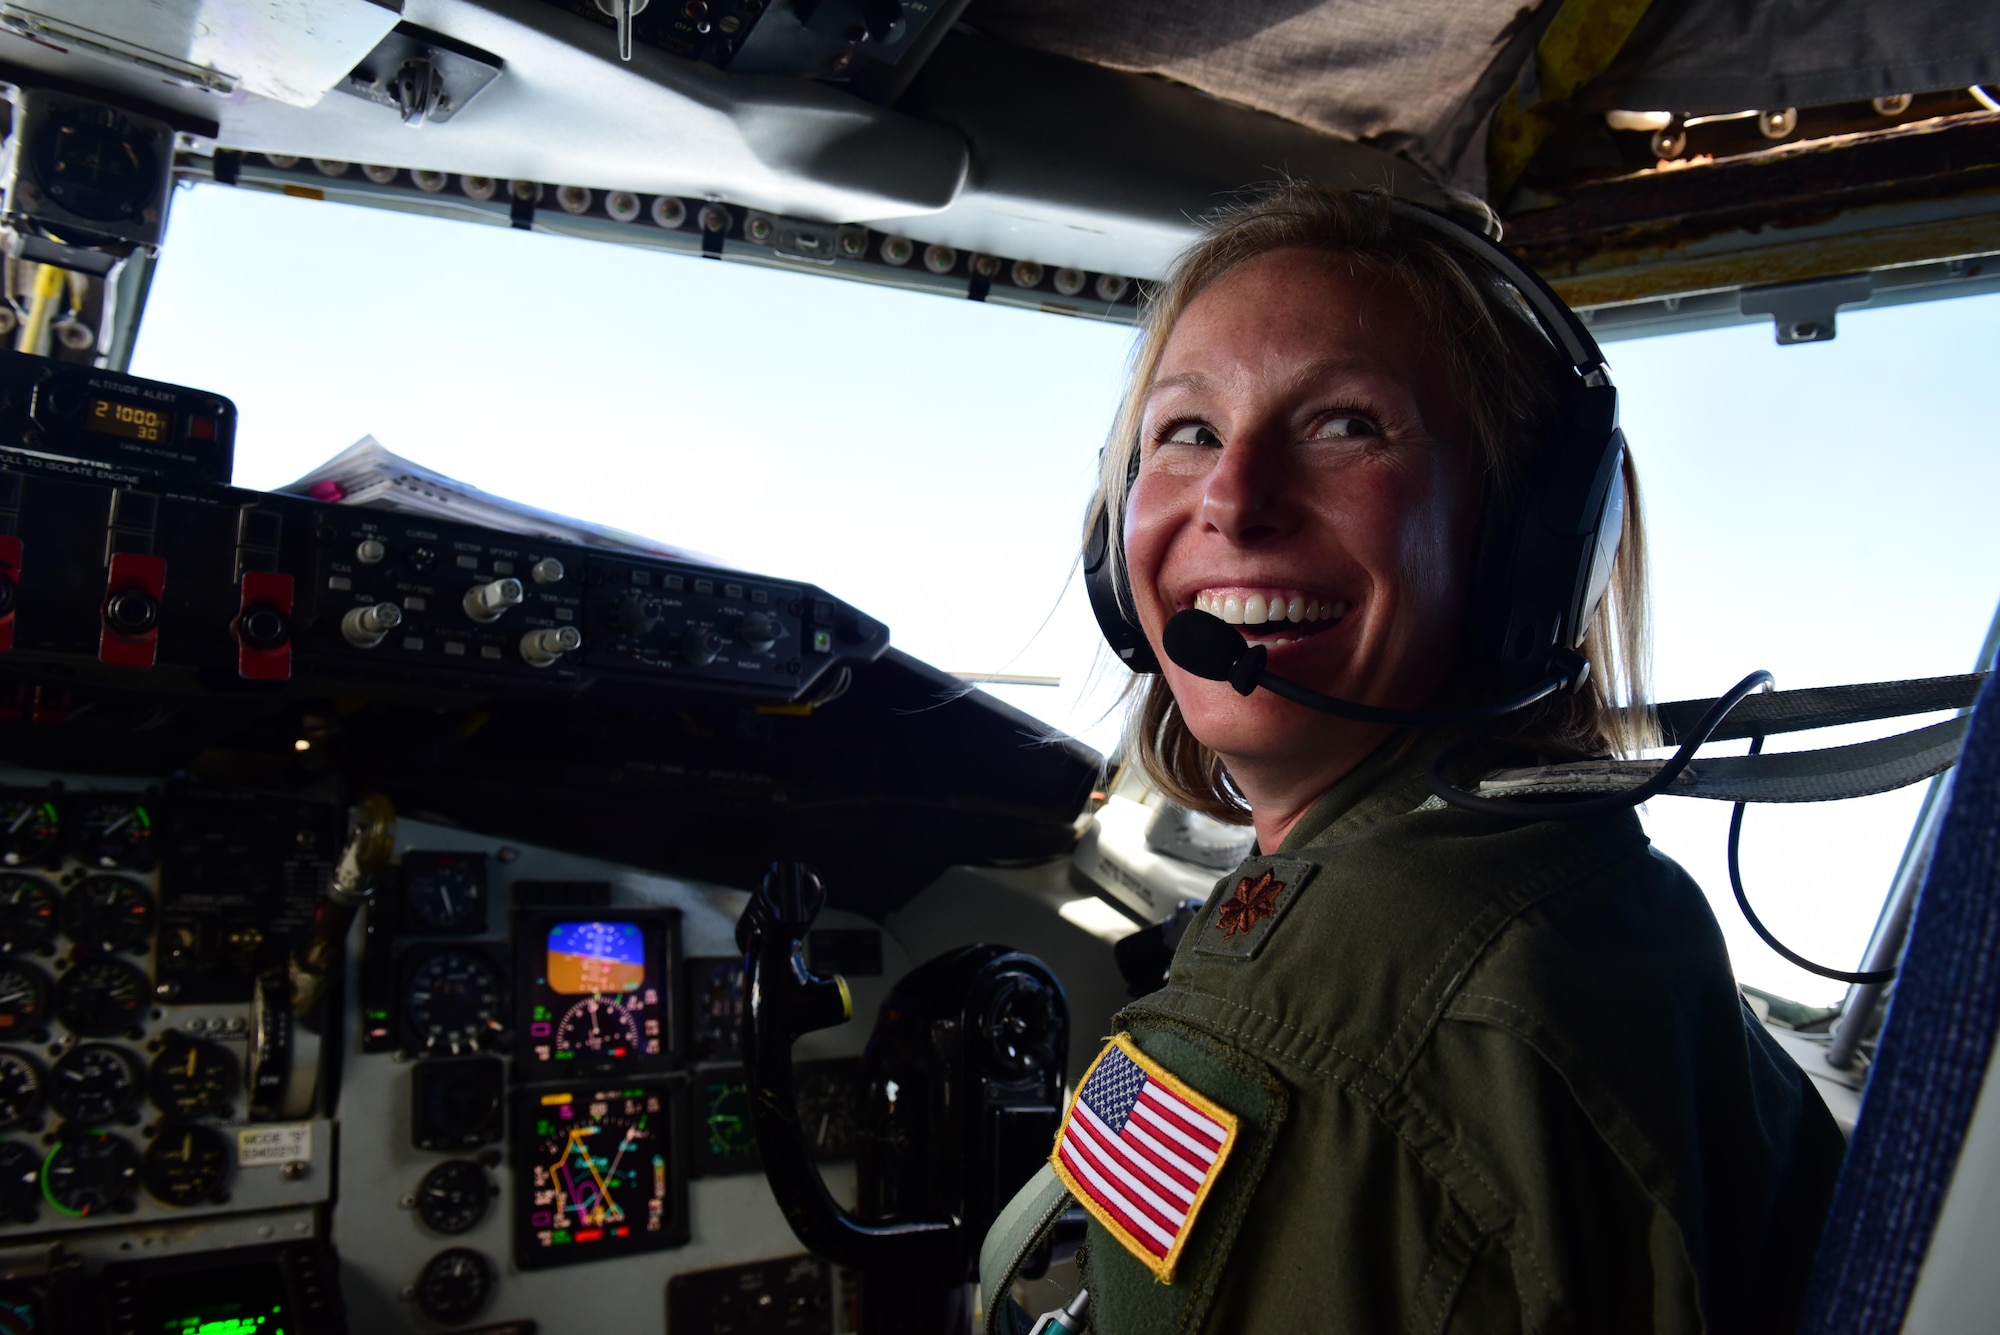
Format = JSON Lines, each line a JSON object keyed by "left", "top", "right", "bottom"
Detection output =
{"left": 133, "top": 182, "right": 2000, "bottom": 1005}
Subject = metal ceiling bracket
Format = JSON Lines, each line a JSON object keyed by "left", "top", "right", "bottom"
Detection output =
{"left": 1738, "top": 274, "right": 1873, "bottom": 344}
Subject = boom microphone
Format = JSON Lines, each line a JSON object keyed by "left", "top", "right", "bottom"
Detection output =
{"left": 1161, "top": 608, "right": 1573, "bottom": 727}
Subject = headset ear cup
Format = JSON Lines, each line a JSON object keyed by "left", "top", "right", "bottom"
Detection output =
{"left": 1084, "top": 505, "right": 1161, "bottom": 674}
{"left": 1572, "top": 438, "right": 1626, "bottom": 645}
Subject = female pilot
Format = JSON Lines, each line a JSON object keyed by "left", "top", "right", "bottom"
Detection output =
{"left": 1000, "top": 185, "right": 1846, "bottom": 1334}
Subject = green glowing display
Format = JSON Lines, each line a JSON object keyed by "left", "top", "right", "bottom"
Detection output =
{"left": 160, "top": 1302, "right": 287, "bottom": 1335}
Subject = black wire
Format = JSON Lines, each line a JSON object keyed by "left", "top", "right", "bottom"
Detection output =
{"left": 1727, "top": 733, "right": 1897, "bottom": 985}
{"left": 1424, "top": 669, "right": 1777, "bottom": 820}
{"left": 1251, "top": 659, "right": 1569, "bottom": 727}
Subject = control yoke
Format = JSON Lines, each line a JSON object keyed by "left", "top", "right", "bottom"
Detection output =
{"left": 736, "top": 861, "right": 961, "bottom": 1269}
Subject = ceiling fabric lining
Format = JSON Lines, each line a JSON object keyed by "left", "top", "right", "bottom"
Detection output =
{"left": 1592, "top": 0, "right": 2000, "bottom": 114}
{"left": 963, "top": 0, "right": 1548, "bottom": 184}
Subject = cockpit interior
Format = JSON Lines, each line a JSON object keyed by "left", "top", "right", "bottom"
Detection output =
{"left": 0, "top": 2, "right": 1994, "bottom": 1332}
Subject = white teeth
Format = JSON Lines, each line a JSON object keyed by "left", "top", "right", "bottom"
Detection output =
{"left": 1192, "top": 589, "right": 1345, "bottom": 627}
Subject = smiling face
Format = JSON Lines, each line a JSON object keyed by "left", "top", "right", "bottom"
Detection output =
{"left": 1123, "top": 247, "right": 1482, "bottom": 814}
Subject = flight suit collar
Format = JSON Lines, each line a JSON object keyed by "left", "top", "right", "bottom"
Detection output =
{"left": 1268, "top": 729, "right": 1444, "bottom": 855}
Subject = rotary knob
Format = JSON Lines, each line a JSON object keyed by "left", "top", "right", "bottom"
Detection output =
{"left": 530, "top": 558, "right": 565, "bottom": 586}
{"left": 681, "top": 626, "right": 722, "bottom": 666}
{"left": 462, "top": 578, "right": 524, "bottom": 623}
{"left": 341, "top": 602, "right": 402, "bottom": 648}
{"left": 739, "top": 611, "right": 780, "bottom": 652}
{"left": 520, "top": 626, "right": 581, "bottom": 667}
{"left": 614, "top": 590, "right": 659, "bottom": 636}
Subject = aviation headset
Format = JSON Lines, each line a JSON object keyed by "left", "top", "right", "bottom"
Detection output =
{"left": 1082, "top": 197, "right": 1627, "bottom": 715}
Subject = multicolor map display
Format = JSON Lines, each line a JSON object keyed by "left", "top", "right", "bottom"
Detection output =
{"left": 546, "top": 922, "right": 645, "bottom": 995}
{"left": 517, "top": 1084, "right": 685, "bottom": 1268}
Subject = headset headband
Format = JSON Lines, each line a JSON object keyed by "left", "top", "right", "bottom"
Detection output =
{"left": 1384, "top": 200, "right": 1609, "bottom": 378}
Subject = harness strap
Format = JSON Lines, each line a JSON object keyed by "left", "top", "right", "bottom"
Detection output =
{"left": 1478, "top": 715, "right": 1970, "bottom": 804}
{"left": 979, "top": 1163, "right": 1076, "bottom": 1335}
{"left": 1650, "top": 672, "right": 1987, "bottom": 744}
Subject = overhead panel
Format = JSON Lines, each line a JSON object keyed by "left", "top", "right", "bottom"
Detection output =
{"left": 0, "top": 0, "right": 405, "bottom": 106}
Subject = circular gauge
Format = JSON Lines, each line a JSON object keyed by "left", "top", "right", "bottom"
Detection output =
{"left": 32, "top": 105, "right": 161, "bottom": 223}
{"left": 60, "top": 875, "right": 154, "bottom": 954}
{"left": 41, "top": 1131, "right": 139, "bottom": 1216}
{"left": 0, "top": 1052, "right": 43, "bottom": 1130}
{"left": 54, "top": 957, "right": 148, "bottom": 1037}
{"left": 0, "top": 962, "right": 48, "bottom": 1039}
{"left": 0, "top": 875, "right": 57, "bottom": 953}
{"left": 415, "top": 1158, "right": 490, "bottom": 1235}
{"left": 404, "top": 950, "right": 506, "bottom": 1056}
{"left": 70, "top": 800, "right": 154, "bottom": 870}
{"left": 403, "top": 854, "right": 486, "bottom": 933}
{"left": 49, "top": 1044, "right": 141, "bottom": 1124}
{"left": 0, "top": 797, "right": 58, "bottom": 868}
{"left": 0, "top": 1140, "right": 39, "bottom": 1223}
{"left": 413, "top": 1248, "right": 492, "bottom": 1325}
{"left": 797, "top": 1063, "right": 861, "bottom": 1158}
{"left": 148, "top": 1034, "right": 237, "bottom": 1119}
{"left": 554, "top": 996, "right": 642, "bottom": 1058}
{"left": 141, "top": 1122, "right": 230, "bottom": 1207}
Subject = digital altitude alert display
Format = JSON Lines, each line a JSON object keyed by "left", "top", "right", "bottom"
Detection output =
{"left": 86, "top": 397, "right": 168, "bottom": 443}
{"left": 516, "top": 910, "right": 681, "bottom": 1075}
{"left": 513, "top": 1082, "right": 689, "bottom": 1269}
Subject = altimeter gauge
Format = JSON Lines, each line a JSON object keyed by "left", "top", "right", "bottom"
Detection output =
{"left": 402, "top": 948, "right": 508, "bottom": 1056}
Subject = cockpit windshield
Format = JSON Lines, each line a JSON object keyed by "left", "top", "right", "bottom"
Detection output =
{"left": 134, "top": 179, "right": 2000, "bottom": 1007}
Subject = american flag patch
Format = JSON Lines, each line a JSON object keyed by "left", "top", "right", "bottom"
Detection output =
{"left": 1050, "top": 1033, "right": 1238, "bottom": 1282}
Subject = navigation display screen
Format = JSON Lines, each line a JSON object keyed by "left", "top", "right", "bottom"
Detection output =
{"left": 514, "top": 1080, "right": 690, "bottom": 1269}
{"left": 516, "top": 910, "right": 681, "bottom": 1075}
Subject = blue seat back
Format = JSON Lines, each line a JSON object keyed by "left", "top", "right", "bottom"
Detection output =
{"left": 1798, "top": 672, "right": 2000, "bottom": 1332}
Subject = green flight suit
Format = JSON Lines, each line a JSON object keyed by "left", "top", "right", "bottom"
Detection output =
{"left": 1071, "top": 736, "right": 1846, "bottom": 1334}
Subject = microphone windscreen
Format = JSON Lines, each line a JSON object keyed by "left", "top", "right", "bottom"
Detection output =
{"left": 1163, "top": 608, "right": 1247, "bottom": 681}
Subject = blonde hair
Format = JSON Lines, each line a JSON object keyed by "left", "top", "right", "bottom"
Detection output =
{"left": 1091, "top": 183, "right": 1652, "bottom": 823}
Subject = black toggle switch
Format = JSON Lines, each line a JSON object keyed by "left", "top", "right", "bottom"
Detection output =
{"left": 237, "top": 603, "right": 291, "bottom": 648}
{"left": 104, "top": 588, "right": 159, "bottom": 635}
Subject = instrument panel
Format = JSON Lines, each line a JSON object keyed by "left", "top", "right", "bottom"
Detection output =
{"left": 0, "top": 781, "right": 333, "bottom": 1254}
{"left": 326, "top": 819, "right": 907, "bottom": 1332}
